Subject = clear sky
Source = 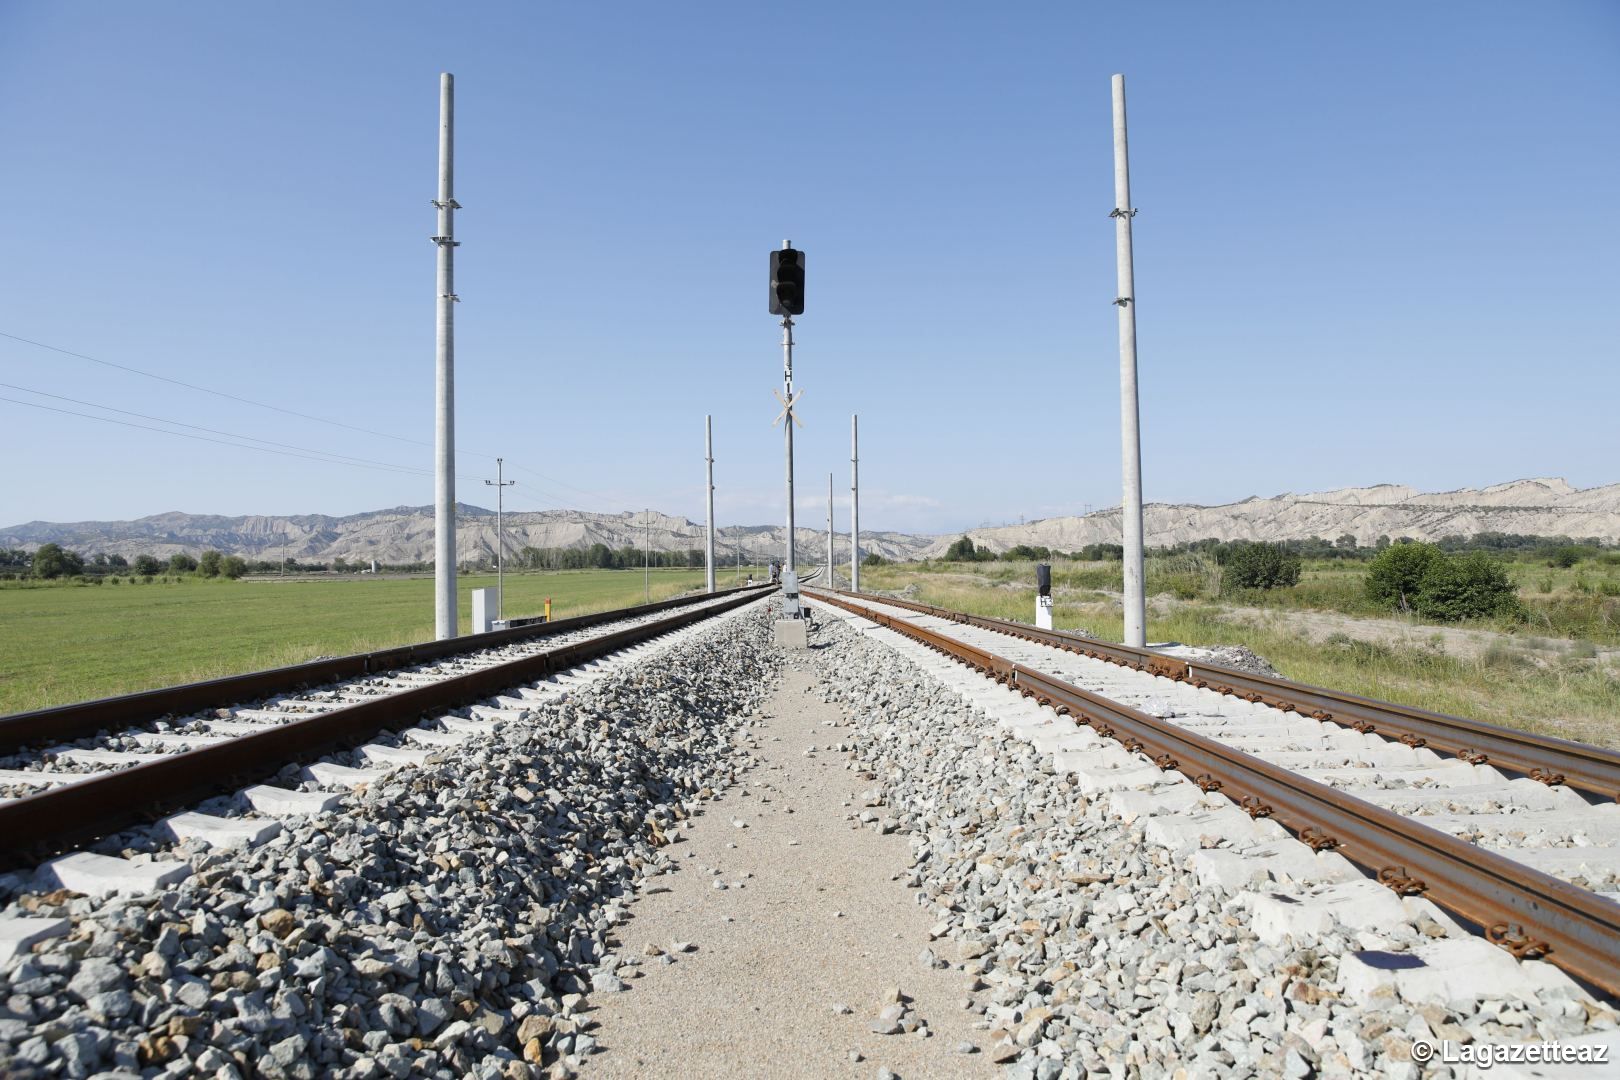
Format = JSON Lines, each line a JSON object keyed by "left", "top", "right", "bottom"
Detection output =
{"left": 1, "top": 1, "right": 1615, "bottom": 536}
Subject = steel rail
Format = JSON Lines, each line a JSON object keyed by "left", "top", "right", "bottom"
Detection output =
{"left": 0, "top": 584, "right": 771, "bottom": 755}
{"left": 818, "top": 587, "right": 1620, "bottom": 803}
{"left": 810, "top": 589, "right": 1620, "bottom": 998}
{"left": 0, "top": 587, "right": 771, "bottom": 869}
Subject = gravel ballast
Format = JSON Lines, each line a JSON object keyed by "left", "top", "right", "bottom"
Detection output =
{"left": 805, "top": 608, "right": 1617, "bottom": 1079}
{"left": 0, "top": 605, "right": 780, "bottom": 1079}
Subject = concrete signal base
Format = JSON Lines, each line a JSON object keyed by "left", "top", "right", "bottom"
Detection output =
{"left": 773, "top": 619, "right": 809, "bottom": 648}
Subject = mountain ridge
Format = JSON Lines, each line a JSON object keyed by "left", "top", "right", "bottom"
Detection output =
{"left": 4, "top": 478, "right": 1616, "bottom": 564}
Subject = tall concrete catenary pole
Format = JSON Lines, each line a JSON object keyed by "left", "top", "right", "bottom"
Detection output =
{"left": 1111, "top": 73, "right": 1147, "bottom": 648}
{"left": 705, "top": 415, "right": 716, "bottom": 593}
{"left": 850, "top": 414, "right": 860, "bottom": 592}
{"left": 826, "top": 472, "right": 833, "bottom": 580}
{"left": 433, "top": 73, "right": 461, "bottom": 640}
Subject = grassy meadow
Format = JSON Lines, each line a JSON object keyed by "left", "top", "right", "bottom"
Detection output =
{"left": 857, "top": 559, "right": 1620, "bottom": 748}
{"left": 0, "top": 566, "right": 769, "bottom": 716}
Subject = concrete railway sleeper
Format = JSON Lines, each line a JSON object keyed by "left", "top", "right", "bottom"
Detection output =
{"left": 0, "top": 587, "right": 770, "bottom": 872}
{"left": 806, "top": 588, "right": 1620, "bottom": 1000}
{"left": 821, "top": 587, "right": 1620, "bottom": 803}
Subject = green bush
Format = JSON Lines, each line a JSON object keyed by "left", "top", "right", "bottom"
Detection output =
{"left": 1413, "top": 552, "right": 1520, "bottom": 622}
{"left": 861, "top": 552, "right": 888, "bottom": 567}
{"left": 221, "top": 556, "right": 248, "bottom": 580}
{"left": 133, "top": 555, "right": 162, "bottom": 577}
{"left": 32, "top": 543, "right": 84, "bottom": 580}
{"left": 169, "top": 552, "right": 198, "bottom": 574}
{"left": 1222, "top": 542, "right": 1302, "bottom": 590}
{"left": 1548, "top": 546, "right": 1584, "bottom": 569}
{"left": 1365, "top": 542, "right": 1445, "bottom": 612}
{"left": 198, "top": 550, "right": 224, "bottom": 578}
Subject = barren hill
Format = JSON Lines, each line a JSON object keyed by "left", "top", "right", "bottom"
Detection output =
{"left": 3, "top": 479, "right": 1615, "bottom": 565}
{"left": 918, "top": 478, "right": 1620, "bottom": 557}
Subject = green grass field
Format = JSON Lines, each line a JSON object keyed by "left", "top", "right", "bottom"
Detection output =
{"left": 0, "top": 566, "right": 770, "bottom": 716}
{"left": 858, "top": 561, "right": 1620, "bottom": 748}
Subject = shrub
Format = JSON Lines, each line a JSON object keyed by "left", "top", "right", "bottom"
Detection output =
{"left": 32, "top": 543, "right": 84, "bottom": 580}
{"left": 221, "top": 556, "right": 248, "bottom": 580}
{"left": 1222, "top": 542, "right": 1302, "bottom": 590}
{"left": 1365, "top": 542, "right": 1445, "bottom": 612}
{"left": 1413, "top": 552, "right": 1520, "bottom": 622}
{"left": 861, "top": 552, "right": 888, "bottom": 567}
{"left": 198, "top": 550, "right": 224, "bottom": 578}
{"left": 133, "top": 555, "right": 162, "bottom": 577}
{"left": 169, "top": 552, "right": 198, "bottom": 573}
{"left": 1548, "top": 546, "right": 1584, "bottom": 569}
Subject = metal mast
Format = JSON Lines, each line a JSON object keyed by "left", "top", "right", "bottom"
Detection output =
{"left": 432, "top": 72, "right": 461, "bottom": 640}
{"left": 782, "top": 311, "right": 796, "bottom": 573}
{"left": 705, "top": 416, "right": 716, "bottom": 593}
{"left": 850, "top": 414, "right": 860, "bottom": 592}
{"left": 484, "top": 457, "right": 514, "bottom": 622}
{"left": 826, "top": 472, "right": 833, "bottom": 581}
{"left": 1111, "top": 74, "right": 1147, "bottom": 648}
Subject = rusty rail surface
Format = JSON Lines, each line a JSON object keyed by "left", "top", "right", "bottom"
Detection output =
{"left": 818, "top": 587, "right": 1620, "bottom": 803}
{"left": 0, "top": 584, "right": 772, "bottom": 755}
{"left": 0, "top": 587, "right": 771, "bottom": 869}
{"left": 809, "top": 589, "right": 1620, "bottom": 998}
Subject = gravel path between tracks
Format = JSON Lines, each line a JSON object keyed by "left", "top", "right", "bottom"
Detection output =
{"left": 0, "top": 604, "right": 780, "bottom": 1079}
{"left": 585, "top": 664, "right": 990, "bottom": 1079}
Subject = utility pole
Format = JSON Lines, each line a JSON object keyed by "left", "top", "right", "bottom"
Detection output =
{"left": 705, "top": 416, "right": 716, "bottom": 594}
{"left": 850, "top": 414, "right": 860, "bottom": 593}
{"left": 826, "top": 471, "right": 833, "bottom": 582}
{"left": 643, "top": 509, "right": 650, "bottom": 604}
{"left": 1111, "top": 73, "right": 1147, "bottom": 648}
{"left": 432, "top": 72, "right": 461, "bottom": 640}
{"left": 484, "top": 457, "right": 515, "bottom": 622}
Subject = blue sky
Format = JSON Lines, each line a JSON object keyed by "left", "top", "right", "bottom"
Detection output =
{"left": 1, "top": 2, "right": 1615, "bottom": 536}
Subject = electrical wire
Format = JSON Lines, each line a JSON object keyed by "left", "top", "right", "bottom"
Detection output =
{"left": 1, "top": 330, "right": 641, "bottom": 515}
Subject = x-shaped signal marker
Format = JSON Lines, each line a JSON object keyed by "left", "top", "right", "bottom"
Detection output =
{"left": 773, "top": 388, "right": 804, "bottom": 429}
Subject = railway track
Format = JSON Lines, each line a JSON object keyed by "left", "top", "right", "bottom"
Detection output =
{"left": 806, "top": 586, "right": 1620, "bottom": 1000}
{"left": 0, "top": 585, "right": 770, "bottom": 885}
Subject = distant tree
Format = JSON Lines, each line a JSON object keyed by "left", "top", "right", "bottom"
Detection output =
{"left": 1548, "top": 546, "right": 1583, "bottom": 569}
{"left": 134, "top": 554, "right": 163, "bottom": 577}
{"left": 1413, "top": 552, "right": 1519, "bottom": 622}
{"left": 1375, "top": 535, "right": 1391, "bottom": 551}
{"left": 32, "top": 543, "right": 84, "bottom": 579}
{"left": 198, "top": 550, "right": 224, "bottom": 578}
{"left": 1335, "top": 534, "right": 1358, "bottom": 552}
{"left": 168, "top": 552, "right": 198, "bottom": 573}
{"left": 220, "top": 555, "right": 248, "bottom": 580}
{"left": 1365, "top": 542, "right": 1444, "bottom": 613}
{"left": 332, "top": 557, "right": 350, "bottom": 574}
{"left": 944, "top": 536, "right": 978, "bottom": 561}
{"left": 107, "top": 553, "right": 128, "bottom": 569}
{"left": 588, "top": 543, "right": 614, "bottom": 569}
{"left": 862, "top": 552, "right": 888, "bottom": 567}
{"left": 1222, "top": 542, "right": 1302, "bottom": 590}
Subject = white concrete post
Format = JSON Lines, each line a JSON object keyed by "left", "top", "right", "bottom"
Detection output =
{"left": 851, "top": 414, "right": 860, "bottom": 592}
{"left": 705, "top": 415, "right": 716, "bottom": 593}
{"left": 1111, "top": 74, "right": 1147, "bottom": 648}
{"left": 433, "top": 73, "right": 460, "bottom": 640}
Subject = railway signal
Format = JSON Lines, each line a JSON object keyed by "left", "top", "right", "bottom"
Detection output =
{"left": 769, "top": 245, "right": 805, "bottom": 316}
{"left": 771, "top": 241, "right": 805, "bottom": 574}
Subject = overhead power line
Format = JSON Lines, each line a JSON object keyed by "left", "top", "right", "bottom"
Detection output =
{"left": 1, "top": 329, "right": 630, "bottom": 513}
